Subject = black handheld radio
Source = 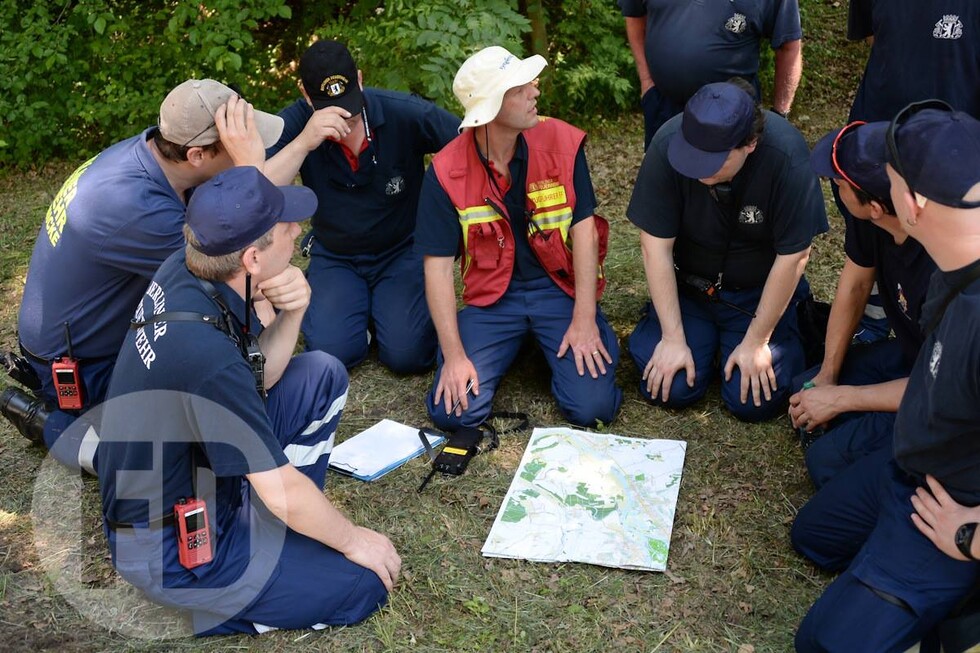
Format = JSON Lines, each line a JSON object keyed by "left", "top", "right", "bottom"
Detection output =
{"left": 416, "top": 426, "right": 498, "bottom": 492}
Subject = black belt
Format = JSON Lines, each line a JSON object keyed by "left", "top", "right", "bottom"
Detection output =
{"left": 19, "top": 341, "right": 98, "bottom": 366}
{"left": 105, "top": 512, "right": 175, "bottom": 531}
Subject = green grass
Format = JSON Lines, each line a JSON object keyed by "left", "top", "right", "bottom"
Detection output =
{"left": 0, "top": 2, "right": 864, "bottom": 650}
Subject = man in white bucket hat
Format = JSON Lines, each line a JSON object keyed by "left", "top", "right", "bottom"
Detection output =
{"left": 414, "top": 46, "right": 622, "bottom": 430}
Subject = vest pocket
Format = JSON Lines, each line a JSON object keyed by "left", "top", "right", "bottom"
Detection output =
{"left": 469, "top": 221, "right": 505, "bottom": 270}
{"left": 528, "top": 229, "right": 572, "bottom": 280}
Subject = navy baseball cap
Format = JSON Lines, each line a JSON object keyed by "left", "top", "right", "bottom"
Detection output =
{"left": 300, "top": 40, "right": 364, "bottom": 114}
{"left": 811, "top": 121, "right": 891, "bottom": 202}
{"left": 185, "top": 167, "right": 317, "bottom": 256}
{"left": 668, "top": 82, "right": 757, "bottom": 179}
{"left": 886, "top": 105, "right": 980, "bottom": 209}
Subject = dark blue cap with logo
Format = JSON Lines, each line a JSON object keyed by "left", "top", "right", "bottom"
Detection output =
{"left": 668, "top": 82, "right": 757, "bottom": 179}
{"left": 886, "top": 108, "right": 980, "bottom": 208}
{"left": 810, "top": 121, "right": 891, "bottom": 202}
{"left": 185, "top": 166, "right": 317, "bottom": 256}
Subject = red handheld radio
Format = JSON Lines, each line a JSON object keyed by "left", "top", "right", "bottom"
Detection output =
{"left": 174, "top": 498, "right": 214, "bottom": 569}
{"left": 51, "top": 322, "right": 83, "bottom": 410}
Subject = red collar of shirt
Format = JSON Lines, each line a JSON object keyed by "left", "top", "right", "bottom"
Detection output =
{"left": 339, "top": 137, "right": 370, "bottom": 172}
{"left": 486, "top": 158, "right": 511, "bottom": 194}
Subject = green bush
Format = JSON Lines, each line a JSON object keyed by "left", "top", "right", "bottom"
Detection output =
{"left": 331, "top": 0, "right": 530, "bottom": 111}
{"left": 0, "top": 0, "right": 294, "bottom": 167}
{"left": 537, "top": 0, "right": 637, "bottom": 127}
{"left": 0, "top": 0, "right": 636, "bottom": 167}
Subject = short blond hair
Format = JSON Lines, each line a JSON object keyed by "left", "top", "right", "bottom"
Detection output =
{"left": 183, "top": 223, "right": 276, "bottom": 282}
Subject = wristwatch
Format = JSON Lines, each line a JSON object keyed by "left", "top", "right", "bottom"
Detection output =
{"left": 771, "top": 107, "right": 789, "bottom": 119}
{"left": 955, "top": 522, "right": 979, "bottom": 560}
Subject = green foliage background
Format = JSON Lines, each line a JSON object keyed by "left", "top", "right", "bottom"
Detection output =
{"left": 0, "top": 0, "right": 636, "bottom": 167}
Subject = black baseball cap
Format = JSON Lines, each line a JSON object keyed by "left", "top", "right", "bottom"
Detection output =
{"left": 299, "top": 40, "right": 364, "bottom": 114}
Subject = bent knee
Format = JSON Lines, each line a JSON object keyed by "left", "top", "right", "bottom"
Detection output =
{"left": 638, "top": 376, "right": 706, "bottom": 409}
{"left": 722, "top": 386, "right": 789, "bottom": 423}
{"left": 334, "top": 571, "right": 389, "bottom": 626}
{"left": 304, "top": 331, "right": 368, "bottom": 369}
{"left": 558, "top": 388, "right": 623, "bottom": 428}
{"left": 378, "top": 345, "right": 435, "bottom": 376}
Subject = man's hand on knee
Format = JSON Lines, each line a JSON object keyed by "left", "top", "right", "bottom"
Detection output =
{"left": 643, "top": 337, "right": 695, "bottom": 402}
{"left": 724, "top": 338, "right": 777, "bottom": 407}
{"left": 557, "top": 316, "right": 611, "bottom": 379}
{"left": 341, "top": 526, "right": 402, "bottom": 591}
{"left": 434, "top": 356, "right": 479, "bottom": 417}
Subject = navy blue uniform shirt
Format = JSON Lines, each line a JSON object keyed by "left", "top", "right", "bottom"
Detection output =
{"left": 627, "top": 112, "right": 828, "bottom": 288}
{"left": 848, "top": 0, "right": 980, "bottom": 121}
{"left": 618, "top": 0, "right": 801, "bottom": 107}
{"left": 844, "top": 216, "right": 936, "bottom": 364}
{"left": 18, "top": 128, "right": 185, "bottom": 360}
{"left": 893, "top": 262, "right": 980, "bottom": 505}
{"left": 267, "top": 88, "right": 459, "bottom": 256}
{"left": 414, "top": 132, "right": 597, "bottom": 282}
{"left": 98, "top": 250, "right": 285, "bottom": 587}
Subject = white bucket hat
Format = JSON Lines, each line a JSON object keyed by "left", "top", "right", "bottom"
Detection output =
{"left": 453, "top": 46, "right": 548, "bottom": 131}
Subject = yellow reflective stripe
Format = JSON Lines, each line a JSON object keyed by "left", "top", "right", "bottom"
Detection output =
{"left": 457, "top": 206, "right": 496, "bottom": 223}
{"left": 529, "top": 207, "right": 573, "bottom": 240}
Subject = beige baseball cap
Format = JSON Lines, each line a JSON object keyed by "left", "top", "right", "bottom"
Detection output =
{"left": 158, "top": 79, "right": 284, "bottom": 148}
{"left": 453, "top": 46, "right": 547, "bottom": 131}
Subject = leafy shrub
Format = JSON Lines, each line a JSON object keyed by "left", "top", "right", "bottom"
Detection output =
{"left": 0, "top": 0, "right": 636, "bottom": 167}
{"left": 0, "top": 0, "right": 293, "bottom": 167}
{"left": 537, "top": 0, "right": 637, "bottom": 127}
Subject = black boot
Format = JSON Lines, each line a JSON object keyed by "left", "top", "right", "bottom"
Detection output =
{"left": 1, "top": 387, "right": 49, "bottom": 446}
{"left": 2, "top": 351, "right": 42, "bottom": 393}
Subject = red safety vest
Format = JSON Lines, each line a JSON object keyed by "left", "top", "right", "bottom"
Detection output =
{"left": 430, "top": 117, "right": 608, "bottom": 307}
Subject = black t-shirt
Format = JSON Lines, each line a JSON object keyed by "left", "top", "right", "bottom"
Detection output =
{"left": 626, "top": 112, "right": 828, "bottom": 288}
{"left": 844, "top": 216, "right": 936, "bottom": 364}
{"left": 848, "top": 0, "right": 980, "bottom": 121}
{"left": 894, "top": 261, "right": 980, "bottom": 505}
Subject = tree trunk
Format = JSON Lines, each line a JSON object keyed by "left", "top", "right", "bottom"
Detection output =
{"left": 523, "top": 0, "right": 548, "bottom": 57}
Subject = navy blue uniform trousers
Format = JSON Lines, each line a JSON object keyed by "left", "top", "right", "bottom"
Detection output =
{"left": 792, "top": 449, "right": 977, "bottom": 652}
{"left": 302, "top": 237, "right": 435, "bottom": 374}
{"left": 628, "top": 281, "right": 807, "bottom": 422}
{"left": 792, "top": 339, "right": 912, "bottom": 488}
{"left": 108, "top": 353, "right": 388, "bottom": 635}
{"left": 426, "top": 277, "right": 622, "bottom": 430}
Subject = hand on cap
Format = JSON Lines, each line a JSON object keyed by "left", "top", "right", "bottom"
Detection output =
{"left": 300, "top": 106, "right": 354, "bottom": 150}
{"left": 216, "top": 95, "right": 266, "bottom": 168}
{"left": 256, "top": 265, "right": 310, "bottom": 314}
